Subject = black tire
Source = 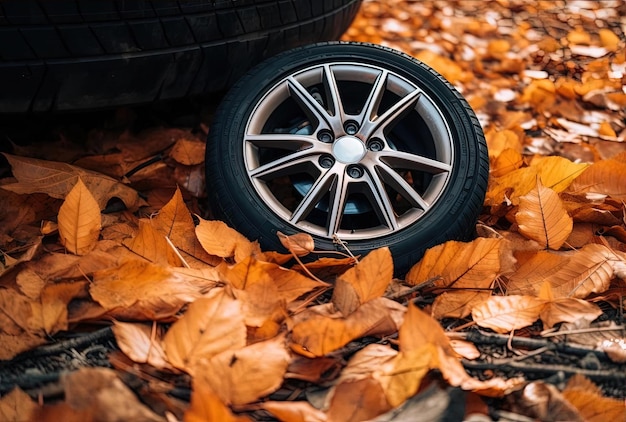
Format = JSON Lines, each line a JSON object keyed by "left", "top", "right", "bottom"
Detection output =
{"left": 0, "top": 0, "right": 361, "bottom": 113}
{"left": 206, "top": 42, "right": 489, "bottom": 275}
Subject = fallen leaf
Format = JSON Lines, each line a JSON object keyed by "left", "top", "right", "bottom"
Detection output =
{"left": 277, "top": 231, "right": 315, "bottom": 256}
{"left": 185, "top": 378, "right": 251, "bottom": 422}
{"left": 562, "top": 375, "right": 625, "bottom": 422}
{"left": 57, "top": 178, "right": 101, "bottom": 256}
{"left": 163, "top": 289, "right": 245, "bottom": 374}
{"left": 195, "top": 218, "right": 259, "bottom": 263}
{"left": 1, "top": 153, "right": 145, "bottom": 210}
{"left": 123, "top": 219, "right": 182, "bottom": 266}
{"left": 262, "top": 401, "right": 327, "bottom": 422}
{"left": 0, "top": 388, "right": 36, "bottom": 422}
{"left": 169, "top": 138, "right": 206, "bottom": 166}
{"left": 195, "top": 335, "right": 291, "bottom": 405}
{"left": 112, "top": 321, "right": 171, "bottom": 370}
{"left": 516, "top": 179, "right": 573, "bottom": 250}
{"left": 570, "top": 156, "right": 626, "bottom": 200}
{"left": 471, "top": 295, "right": 546, "bottom": 333}
{"left": 327, "top": 378, "right": 391, "bottom": 421}
{"left": 332, "top": 247, "right": 393, "bottom": 315}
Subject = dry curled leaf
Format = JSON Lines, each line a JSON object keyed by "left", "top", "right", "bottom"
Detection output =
{"left": 277, "top": 231, "right": 315, "bottom": 256}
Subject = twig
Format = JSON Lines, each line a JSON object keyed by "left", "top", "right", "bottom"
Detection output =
{"left": 385, "top": 276, "right": 441, "bottom": 301}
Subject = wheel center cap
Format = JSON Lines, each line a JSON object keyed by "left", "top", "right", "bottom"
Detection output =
{"left": 332, "top": 136, "right": 366, "bottom": 164}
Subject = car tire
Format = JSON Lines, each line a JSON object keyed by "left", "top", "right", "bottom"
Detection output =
{"left": 207, "top": 42, "right": 489, "bottom": 275}
{"left": 0, "top": 0, "right": 361, "bottom": 113}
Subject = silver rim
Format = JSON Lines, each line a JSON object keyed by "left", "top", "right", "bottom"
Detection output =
{"left": 243, "top": 62, "right": 454, "bottom": 240}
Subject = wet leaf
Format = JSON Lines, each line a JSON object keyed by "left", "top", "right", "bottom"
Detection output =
{"left": 57, "top": 178, "right": 101, "bottom": 256}
{"left": 516, "top": 179, "right": 573, "bottom": 250}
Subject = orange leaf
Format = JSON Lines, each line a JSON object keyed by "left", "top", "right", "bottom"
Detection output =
{"left": 491, "top": 148, "right": 523, "bottom": 178}
{"left": 291, "top": 298, "right": 402, "bottom": 356}
{"left": 406, "top": 238, "right": 501, "bottom": 318}
{"left": 262, "top": 401, "right": 327, "bottom": 422}
{"left": 516, "top": 179, "right": 573, "bottom": 250}
{"left": 40, "top": 281, "right": 88, "bottom": 335}
{"left": 570, "top": 157, "right": 626, "bottom": 200}
{"left": 185, "top": 379, "right": 251, "bottom": 422}
{"left": 471, "top": 296, "right": 546, "bottom": 333}
{"left": 332, "top": 247, "right": 393, "bottom": 315}
{"left": 163, "top": 289, "right": 246, "bottom": 374}
{"left": 112, "top": 321, "right": 171, "bottom": 370}
{"left": 563, "top": 375, "right": 626, "bottom": 422}
{"left": 1, "top": 153, "right": 144, "bottom": 210}
{"left": 540, "top": 297, "right": 602, "bottom": 329}
{"left": 195, "top": 335, "right": 291, "bottom": 405}
{"left": 195, "top": 218, "right": 259, "bottom": 262}
{"left": 0, "top": 388, "right": 36, "bottom": 422}
{"left": 152, "top": 187, "right": 219, "bottom": 265}
{"left": 122, "top": 219, "right": 182, "bottom": 266}
{"left": 90, "top": 260, "right": 202, "bottom": 320}
{"left": 326, "top": 378, "right": 391, "bottom": 421}
{"left": 277, "top": 231, "right": 315, "bottom": 257}
{"left": 169, "top": 138, "right": 206, "bottom": 166}
{"left": 57, "top": 178, "right": 101, "bottom": 256}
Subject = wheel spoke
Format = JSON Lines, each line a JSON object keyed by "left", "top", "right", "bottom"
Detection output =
{"left": 379, "top": 149, "right": 451, "bottom": 174}
{"left": 290, "top": 170, "right": 337, "bottom": 223}
{"left": 249, "top": 149, "right": 320, "bottom": 179}
{"left": 245, "top": 133, "right": 314, "bottom": 150}
{"left": 321, "top": 64, "right": 346, "bottom": 128}
{"left": 327, "top": 172, "right": 350, "bottom": 236}
{"left": 374, "top": 163, "right": 430, "bottom": 210}
{"left": 363, "top": 169, "right": 398, "bottom": 230}
{"left": 287, "top": 76, "right": 342, "bottom": 134}
{"left": 361, "top": 87, "right": 422, "bottom": 139}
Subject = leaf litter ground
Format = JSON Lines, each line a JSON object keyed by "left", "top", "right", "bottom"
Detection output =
{"left": 1, "top": 1, "right": 626, "bottom": 421}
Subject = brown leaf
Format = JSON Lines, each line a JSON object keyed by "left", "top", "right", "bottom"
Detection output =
{"left": 508, "top": 381, "right": 584, "bottom": 422}
{"left": 562, "top": 375, "right": 625, "bottom": 422}
{"left": 163, "top": 289, "right": 246, "bottom": 374}
{"left": 471, "top": 296, "right": 546, "bottom": 334}
{"left": 220, "top": 257, "right": 326, "bottom": 327}
{"left": 0, "top": 388, "right": 36, "bottom": 422}
{"left": 195, "top": 335, "right": 291, "bottom": 405}
{"left": 262, "top": 401, "right": 327, "bottom": 422}
{"left": 291, "top": 298, "right": 402, "bottom": 357}
{"left": 277, "top": 231, "right": 315, "bottom": 257}
{"left": 195, "top": 218, "right": 259, "bottom": 263}
{"left": 326, "top": 378, "right": 391, "bottom": 422}
{"left": 169, "top": 138, "right": 206, "bottom": 166}
{"left": 185, "top": 378, "right": 251, "bottom": 422}
{"left": 122, "top": 219, "right": 182, "bottom": 266}
{"left": 57, "top": 178, "right": 101, "bottom": 256}
{"left": 406, "top": 238, "right": 501, "bottom": 318}
{"left": 90, "top": 260, "right": 202, "bottom": 320}
{"left": 1, "top": 153, "right": 145, "bottom": 210}
{"left": 516, "top": 179, "right": 573, "bottom": 250}
{"left": 40, "top": 281, "right": 88, "bottom": 334}
{"left": 62, "top": 368, "right": 164, "bottom": 421}
{"left": 151, "top": 187, "right": 219, "bottom": 265}
{"left": 112, "top": 321, "right": 171, "bottom": 370}
{"left": 506, "top": 250, "right": 569, "bottom": 296}
{"left": 570, "top": 157, "right": 626, "bottom": 200}
{"left": 332, "top": 247, "right": 393, "bottom": 315}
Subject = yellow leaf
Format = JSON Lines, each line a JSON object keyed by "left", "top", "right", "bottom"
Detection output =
{"left": 163, "top": 289, "right": 246, "bottom": 374}
{"left": 332, "top": 247, "right": 393, "bottom": 315}
{"left": 195, "top": 218, "right": 258, "bottom": 262}
{"left": 57, "top": 178, "right": 101, "bottom": 256}
{"left": 598, "top": 28, "right": 621, "bottom": 52}
{"left": 516, "top": 179, "right": 573, "bottom": 250}
{"left": 486, "top": 129, "right": 523, "bottom": 159}
{"left": 406, "top": 238, "right": 501, "bottom": 318}
{"left": 471, "top": 296, "right": 546, "bottom": 333}
{"left": 195, "top": 335, "right": 290, "bottom": 405}
{"left": 491, "top": 148, "right": 523, "bottom": 178}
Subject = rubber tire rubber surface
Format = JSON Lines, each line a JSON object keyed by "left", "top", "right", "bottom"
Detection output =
{"left": 206, "top": 42, "right": 489, "bottom": 276}
{"left": 0, "top": 0, "right": 361, "bottom": 113}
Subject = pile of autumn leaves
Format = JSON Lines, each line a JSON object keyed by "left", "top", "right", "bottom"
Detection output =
{"left": 2, "top": 138, "right": 626, "bottom": 420}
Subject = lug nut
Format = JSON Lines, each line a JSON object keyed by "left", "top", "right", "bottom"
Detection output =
{"left": 347, "top": 165, "right": 363, "bottom": 178}
{"left": 368, "top": 138, "right": 384, "bottom": 151}
{"left": 319, "top": 155, "right": 334, "bottom": 168}
{"left": 318, "top": 130, "right": 333, "bottom": 143}
{"left": 344, "top": 121, "right": 359, "bottom": 135}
